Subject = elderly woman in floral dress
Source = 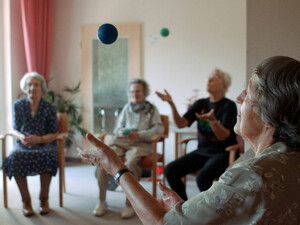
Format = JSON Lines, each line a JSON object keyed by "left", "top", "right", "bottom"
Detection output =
{"left": 2, "top": 72, "right": 58, "bottom": 216}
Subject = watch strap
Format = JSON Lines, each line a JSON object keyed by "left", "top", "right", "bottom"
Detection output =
{"left": 114, "top": 168, "right": 134, "bottom": 184}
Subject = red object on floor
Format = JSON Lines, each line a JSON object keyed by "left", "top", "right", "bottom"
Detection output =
{"left": 147, "top": 165, "right": 163, "bottom": 182}
{"left": 148, "top": 178, "right": 162, "bottom": 182}
{"left": 157, "top": 165, "right": 163, "bottom": 175}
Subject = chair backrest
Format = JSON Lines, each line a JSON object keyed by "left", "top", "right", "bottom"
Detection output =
{"left": 160, "top": 115, "right": 169, "bottom": 138}
{"left": 57, "top": 113, "right": 68, "bottom": 134}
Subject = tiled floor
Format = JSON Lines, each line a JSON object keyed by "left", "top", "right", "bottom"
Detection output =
{"left": 0, "top": 162, "right": 200, "bottom": 225}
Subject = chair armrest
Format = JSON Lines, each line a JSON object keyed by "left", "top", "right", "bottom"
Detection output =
{"left": 225, "top": 143, "right": 243, "bottom": 153}
{"left": 226, "top": 143, "right": 244, "bottom": 166}
{"left": 178, "top": 137, "right": 197, "bottom": 145}
{"left": 1, "top": 133, "right": 16, "bottom": 160}
{"left": 151, "top": 134, "right": 167, "bottom": 142}
{"left": 176, "top": 137, "right": 198, "bottom": 158}
{"left": 56, "top": 133, "right": 68, "bottom": 140}
{"left": 0, "top": 133, "right": 16, "bottom": 141}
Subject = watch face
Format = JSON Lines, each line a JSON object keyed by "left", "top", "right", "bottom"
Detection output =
{"left": 108, "top": 175, "right": 118, "bottom": 190}
{"left": 114, "top": 169, "right": 132, "bottom": 184}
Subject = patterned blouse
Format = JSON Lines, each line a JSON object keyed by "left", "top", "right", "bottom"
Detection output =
{"left": 164, "top": 142, "right": 300, "bottom": 225}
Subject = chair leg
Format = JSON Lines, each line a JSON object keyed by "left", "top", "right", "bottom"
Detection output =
{"left": 152, "top": 142, "right": 157, "bottom": 198}
{"left": 61, "top": 156, "right": 66, "bottom": 193}
{"left": 59, "top": 166, "right": 63, "bottom": 207}
{"left": 162, "top": 141, "right": 166, "bottom": 186}
{"left": 63, "top": 170, "right": 66, "bottom": 193}
{"left": 2, "top": 137, "right": 8, "bottom": 208}
{"left": 181, "top": 177, "right": 187, "bottom": 187}
{"left": 152, "top": 167, "right": 157, "bottom": 198}
{"left": 58, "top": 139, "right": 65, "bottom": 207}
{"left": 3, "top": 171, "right": 7, "bottom": 208}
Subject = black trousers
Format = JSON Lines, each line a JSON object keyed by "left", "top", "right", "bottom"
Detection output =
{"left": 164, "top": 149, "right": 229, "bottom": 200}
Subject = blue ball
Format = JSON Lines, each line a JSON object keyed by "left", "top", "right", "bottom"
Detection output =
{"left": 97, "top": 23, "right": 118, "bottom": 45}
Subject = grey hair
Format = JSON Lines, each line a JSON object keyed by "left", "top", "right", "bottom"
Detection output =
{"left": 20, "top": 71, "right": 47, "bottom": 93}
{"left": 129, "top": 78, "right": 150, "bottom": 97}
{"left": 209, "top": 68, "right": 232, "bottom": 90}
{"left": 249, "top": 56, "right": 300, "bottom": 147}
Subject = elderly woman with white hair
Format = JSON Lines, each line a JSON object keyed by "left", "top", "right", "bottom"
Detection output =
{"left": 78, "top": 56, "right": 300, "bottom": 224}
{"left": 93, "top": 78, "right": 164, "bottom": 219}
{"left": 156, "top": 68, "right": 238, "bottom": 200}
{"left": 2, "top": 72, "right": 58, "bottom": 216}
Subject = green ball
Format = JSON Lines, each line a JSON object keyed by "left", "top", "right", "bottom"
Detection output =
{"left": 123, "top": 129, "right": 131, "bottom": 135}
{"left": 160, "top": 28, "right": 170, "bottom": 37}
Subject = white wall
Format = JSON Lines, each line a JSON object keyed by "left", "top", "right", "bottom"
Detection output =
{"left": 1, "top": 0, "right": 27, "bottom": 126}
{"left": 0, "top": 0, "right": 27, "bottom": 162}
{"left": 245, "top": 0, "right": 300, "bottom": 151}
{"left": 52, "top": 0, "right": 246, "bottom": 111}
{"left": 51, "top": 0, "right": 247, "bottom": 160}
{"left": 0, "top": 1, "right": 4, "bottom": 136}
{"left": 247, "top": 0, "right": 300, "bottom": 79}
{"left": 10, "top": 0, "right": 27, "bottom": 98}
{"left": 0, "top": 0, "right": 4, "bottom": 163}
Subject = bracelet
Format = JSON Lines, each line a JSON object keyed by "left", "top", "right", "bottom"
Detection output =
{"left": 114, "top": 168, "right": 134, "bottom": 184}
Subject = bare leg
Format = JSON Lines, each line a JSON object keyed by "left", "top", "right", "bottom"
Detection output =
{"left": 40, "top": 173, "right": 52, "bottom": 200}
{"left": 39, "top": 173, "right": 52, "bottom": 214}
{"left": 15, "top": 176, "right": 34, "bottom": 216}
{"left": 96, "top": 167, "right": 110, "bottom": 201}
{"left": 14, "top": 176, "right": 30, "bottom": 202}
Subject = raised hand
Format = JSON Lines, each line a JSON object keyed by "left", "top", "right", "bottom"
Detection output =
{"left": 77, "top": 133, "right": 126, "bottom": 176}
{"left": 157, "top": 182, "right": 184, "bottom": 211}
{"left": 195, "top": 108, "right": 217, "bottom": 123}
{"left": 155, "top": 89, "right": 173, "bottom": 104}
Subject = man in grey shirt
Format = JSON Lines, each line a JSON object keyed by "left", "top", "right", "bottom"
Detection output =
{"left": 94, "top": 78, "right": 164, "bottom": 219}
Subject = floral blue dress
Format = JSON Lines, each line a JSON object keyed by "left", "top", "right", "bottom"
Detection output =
{"left": 2, "top": 97, "right": 58, "bottom": 179}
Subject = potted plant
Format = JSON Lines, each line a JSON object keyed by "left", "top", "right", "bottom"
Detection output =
{"left": 45, "top": 81, "right": 87, "bottom": 149}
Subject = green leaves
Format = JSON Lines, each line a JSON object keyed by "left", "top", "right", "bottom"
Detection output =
{"left": 45, "top": 81, "right": 87, "bottom": 149}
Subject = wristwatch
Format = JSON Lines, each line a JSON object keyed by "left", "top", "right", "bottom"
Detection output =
{"left": 114, "top": 168, "right": 134, "bottom": 184}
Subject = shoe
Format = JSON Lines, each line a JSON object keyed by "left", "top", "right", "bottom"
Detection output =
{"left": 121, "top": 206, "right": 135, "bottom": 219}
{"left": 39, "top": 199, "right": 50, "bottom": 215}
{"left": 23, "top": 200, "right": 34, "bottom": 217}
{"left": 93, "top": 201, "right": 107, "bottom": 217}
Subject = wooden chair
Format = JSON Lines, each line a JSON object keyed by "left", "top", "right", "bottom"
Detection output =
{"left": 56, "top": 112, "right": 68, "bottom": 206}
{"left": 0, "top": 113, "right": 68, "bottom": 208}
{"left": 99, "top": 115, "right": 169, "bottom": 197}
{"left": 178, "top": 135, "right": 244, "bottom": 185}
